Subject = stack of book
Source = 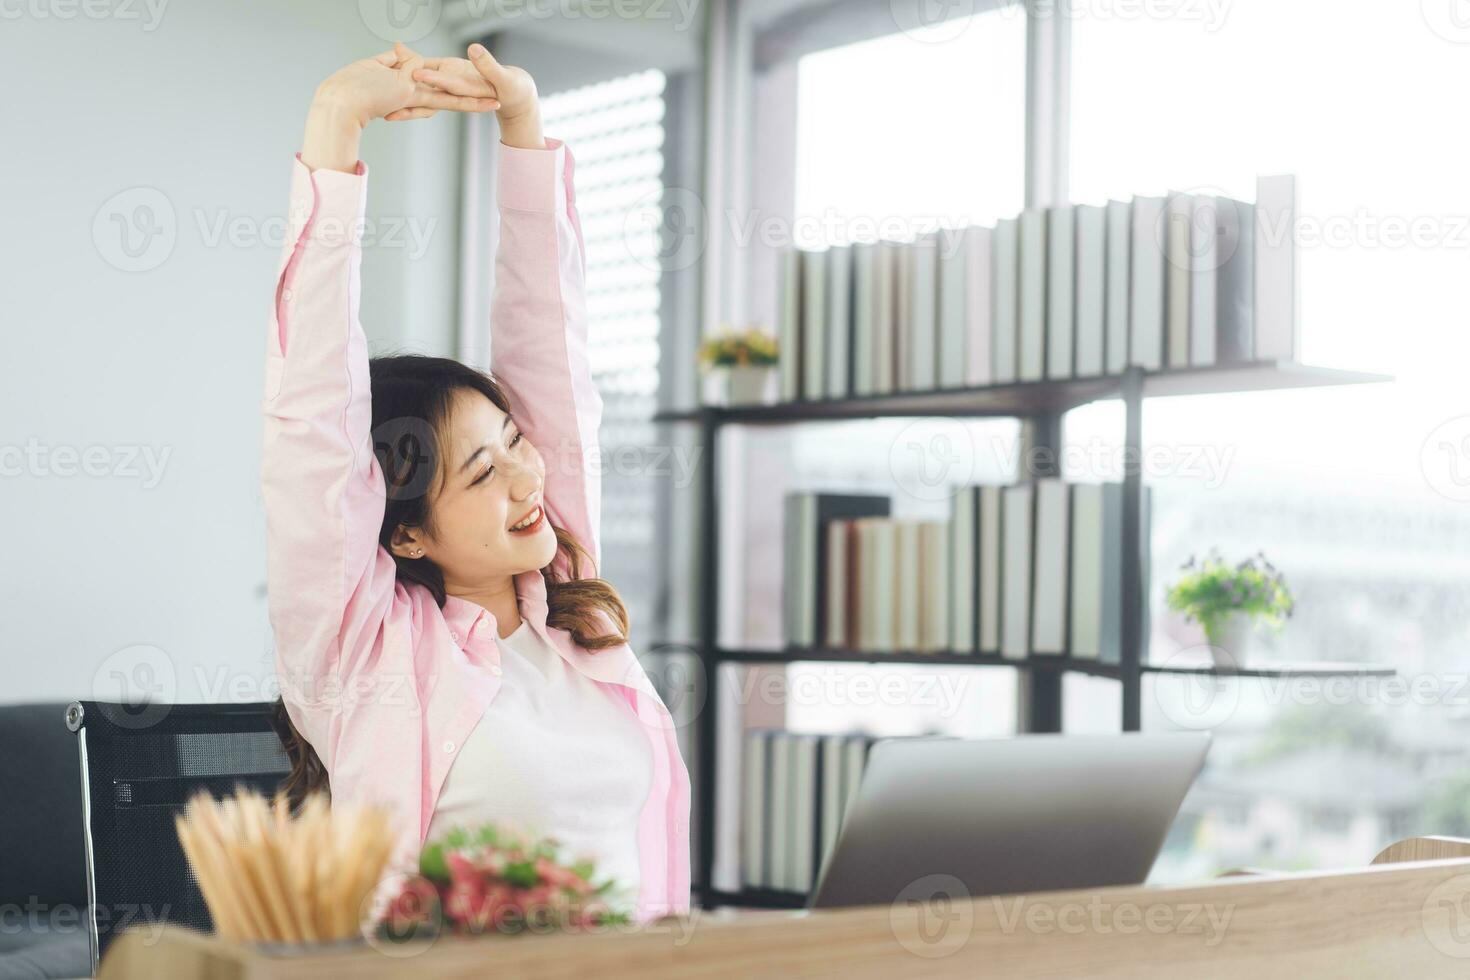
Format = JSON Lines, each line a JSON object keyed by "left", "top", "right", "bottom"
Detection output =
{"left": 776, "top": 176, "right": 1299, "bottom": 399}
{"left": 743, "top": 730, "right": 919, "bottom": 894}
{"left": 783, "top": 483, "right": 1151, "bottom": 661}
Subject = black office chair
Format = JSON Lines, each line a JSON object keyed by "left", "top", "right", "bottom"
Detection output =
{"left": 64, "top": 700, "right": 291, "bottom": 975}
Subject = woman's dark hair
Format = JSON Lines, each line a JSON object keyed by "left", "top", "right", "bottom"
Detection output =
{"left": 272, "top": 353, "right": 629, "bottom": 808}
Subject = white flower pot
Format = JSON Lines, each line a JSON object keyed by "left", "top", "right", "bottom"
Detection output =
{"left": 1209, "top": 612, "right": 1258, "bottom": 668}
{"left": 701, "top": 365, "right": 776, "bottom": 407}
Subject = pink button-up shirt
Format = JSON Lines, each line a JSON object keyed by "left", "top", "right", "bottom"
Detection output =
{"left": 260, "top": 137, "right": 691, "bottom": 922}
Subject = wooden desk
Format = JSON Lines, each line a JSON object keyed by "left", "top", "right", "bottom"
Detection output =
{"left": 98, "top": 854, "right": 1470, "bottom": 979}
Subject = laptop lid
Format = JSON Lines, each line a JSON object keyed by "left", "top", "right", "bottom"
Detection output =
{"left": 808, "top": 732, "right": 1211, "bottom": 909}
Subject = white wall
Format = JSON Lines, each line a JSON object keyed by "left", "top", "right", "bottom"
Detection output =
{"left": 0, "top": 0, "right": 464, "bottom": 704}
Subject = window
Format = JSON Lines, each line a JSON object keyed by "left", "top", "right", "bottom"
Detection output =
{"left": 1068, "top": 2, "right": 1470, "bottom": 875}
{"left": 541, "top": 70, "right": 668, "bottom": 645}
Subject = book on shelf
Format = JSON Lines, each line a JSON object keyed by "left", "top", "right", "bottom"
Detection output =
{"left": 1129, "top": 195, "right": 1167, "bottom": 371}
{"left": 826, "top": 244, "right": 853, "bottom": 399}
{"left": 1030, "top": 478, "right": 1072, "bottom": 655}
{"left": 938, "top": 228, "right": 970, "bottom": 388}
{"left": 1190, "top": 193, "right": 1256, "bottom": 367}
{"left": 1074, "top": 203, "right": 1107, "bottom": 379}
{"left": 950, "top": 486, "right": 978, "bottom": 654}
{"left": 964, "top": 225, "right": 994, "bottom": 386}
{"left": 742, "top": 728, "right": 877, "bottom": 894}
{"left": 788, "top": 734, "right": 822, "bottom": 893}
{"left": 895, "top": 519, "right": 921, "bottom": 652}
{"left": 1046, "top": 205, "right": 1076, "bottom": 380}
{"left": 906, "top": 233, "right": 940, "bottom": 392}
{"left": 1165, "top": 191, "right": 1193, "bottom": 369}
{"left": 992, "top": 217, "right": 1020, "bottom": 385}
{"left": 767, "top": 731, "right": 794, "bottom": 890}
{"left": 1000, "top": 482, "right": 1034, "bottom": 660}
{"left": 977, "top": 484, "right": 1004, "bottom": 655}
{"left": 1018, "top": 207, "right": 1048, "bottom": 383}
{"left": 1254, "top": 174, "right": 1299, "bottom": 362}
{"left": 850, "top": 242, "right": 877, "bottom": 398}
{"left": 777, "top": 248, "right": 802, "bottom": 401}
{"left": 784, "top": 492, "right": 892, "bottom": 649}
{"left": 1069, "top": 481, "right": 1153, "bottom": 663}
{"left": 1105, "top": 198, "right": 1132, "bottom": 374}
{"left": 742, "top": 729, "right": 773, "bottom": 887}
{"left": 766, "top": 176, "right": 1297, "bottom": 407}
{"left": 802, "top": 248, "right": 828, "bottom": 401}
{"left": 875, "top": 241, "right": 900, "bottom": 395}
{"left": 919, "top": 519, "right": 950, "bottom": 652}
{"left": 855, "top": 517, "right": 898, "bottom": 652}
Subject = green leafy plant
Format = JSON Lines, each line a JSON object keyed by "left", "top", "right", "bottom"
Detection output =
{"left": 697, "top": 325, "right": 778, "bottom": 369}
{"left": 1165, "top": 549, "right": 1295, "bottom": 645}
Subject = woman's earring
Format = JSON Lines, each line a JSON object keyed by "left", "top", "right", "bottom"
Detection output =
{"left": 413, "top": 549, "right": 423, "bottom": 557}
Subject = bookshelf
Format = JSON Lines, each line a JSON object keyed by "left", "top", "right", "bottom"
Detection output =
{"left": 653, "top": 358, "right": 1391, "bottom": 910}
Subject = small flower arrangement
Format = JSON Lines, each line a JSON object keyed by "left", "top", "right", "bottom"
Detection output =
{"left": 375, "top": 823, "right": 632, "bottom": 942}
{"left": 697, "top": 325, "right": 778, "bottom": 370}
{"left": 1165, "top": 549, "right": 1295, "bottom": 646}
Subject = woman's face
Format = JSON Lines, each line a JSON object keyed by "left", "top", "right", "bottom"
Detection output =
{"left": 393, "top": 387, "right": 558, "bottom": 585}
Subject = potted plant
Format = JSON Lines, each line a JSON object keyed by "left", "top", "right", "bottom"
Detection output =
{"left": 698, "top": 325, "right": 778, "bottom": 406}
{"left": 1165, "top": 550, "right": 1295, "bottom": 667}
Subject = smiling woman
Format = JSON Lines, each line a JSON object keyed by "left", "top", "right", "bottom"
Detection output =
{"left": 260, "top": 41, "right": 691, "bottom": 923}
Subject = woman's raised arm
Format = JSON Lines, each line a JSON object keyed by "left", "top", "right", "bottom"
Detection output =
{"left": 260, "top": 51, "right": 498, "bottom": 724}
{"left": 416, "top": 45, "right": 606, "bottom": 574}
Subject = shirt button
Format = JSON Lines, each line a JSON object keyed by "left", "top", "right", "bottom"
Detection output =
{"left": 282, "top": 288, "right": 294, "bottom": 302}
{"left": 443, "top": 740, "right": 455, "bottom": 753}
{"left": 490, "top": 664, "right": 503, "bottom": 676}
{"left": 449, "top": 630, "right": 461, "bottom": 644}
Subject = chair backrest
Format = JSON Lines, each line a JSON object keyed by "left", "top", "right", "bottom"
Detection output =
{"left": 0, "top": 703, "right": 88, "bottom": 912}
{"left": 65, "top": 700, "right": 291, "bottom": 975}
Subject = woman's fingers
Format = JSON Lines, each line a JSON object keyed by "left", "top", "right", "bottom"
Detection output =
{"left": 393, "top": 40, "right": 426, "bottom": 76}
{"left": 411, "top": 67, "right": 496, "bottom": 99}
{"left": 371, "top": 48, "right": 398, "bottom": 67}
{"left": 412, "top": 88, "right": 499, "bottom": 112}
{"left": 384, "top": 107, "right": 437, "bottom": 122}
{"left": 466, "top": 42, "right": 505, "bottom": 84}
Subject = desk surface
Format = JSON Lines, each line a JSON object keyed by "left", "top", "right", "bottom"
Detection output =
{"left": 97, "top": 855, "right": 1470, "bottom": 980}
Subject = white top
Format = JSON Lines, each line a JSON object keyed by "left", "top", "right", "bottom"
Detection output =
{"left": 426, "top": 618, "right": 651, "bottom": 896}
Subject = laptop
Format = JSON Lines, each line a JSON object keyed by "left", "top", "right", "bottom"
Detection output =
{"left": 808, "top": 732, "right": 1211, "bottom": 909}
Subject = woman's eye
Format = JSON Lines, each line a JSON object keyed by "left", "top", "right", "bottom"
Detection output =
{"left": 510, "top": 431, "right": 523, "bottom": 448}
